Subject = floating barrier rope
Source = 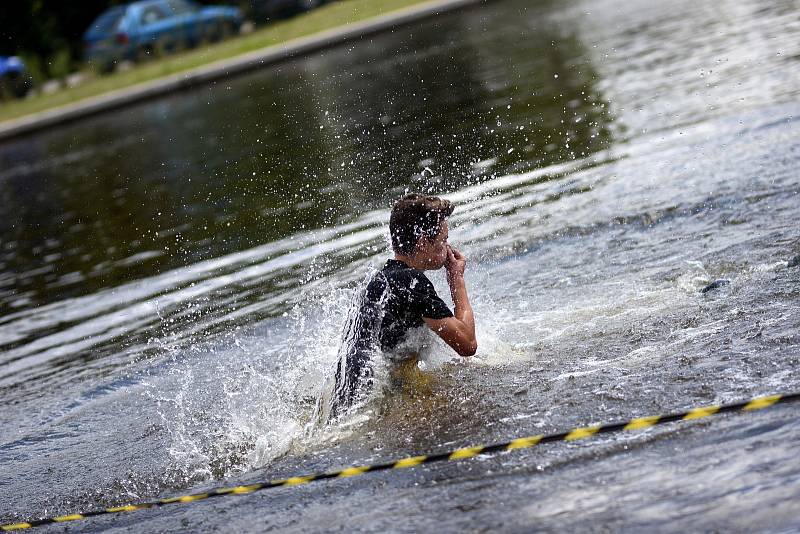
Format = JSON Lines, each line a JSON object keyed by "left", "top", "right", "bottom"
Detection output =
{"left": 2, "top": 392, "right": 799, "bottom": 531}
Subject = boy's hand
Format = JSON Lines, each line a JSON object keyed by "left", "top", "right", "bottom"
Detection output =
{"left": 445, "top": 245, "right": 467, "bottom": 280}
{"left": 427, "top": 244, "right": 476, "bottom": 357}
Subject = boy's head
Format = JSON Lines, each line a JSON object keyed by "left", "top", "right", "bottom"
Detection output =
{"left": 390, "top": 193, "right": 454, "bottom": 268}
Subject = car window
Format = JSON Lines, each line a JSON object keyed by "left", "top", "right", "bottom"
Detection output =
{"left": 167, "top": 0, "right": 195, "bottom": 14}
{"left": 87, "top": 7, "right": 126, "bottom": 35}
{"left": 141, "top": 5, "right": 168, "bottom": 25}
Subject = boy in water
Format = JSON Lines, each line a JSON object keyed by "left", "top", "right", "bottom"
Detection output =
{"left": 330, "top": 193, "right": 477, "bottom": 417}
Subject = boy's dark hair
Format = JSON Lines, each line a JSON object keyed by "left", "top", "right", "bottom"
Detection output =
{"left": 390, "top": 193, "right": 454, "bottom": 254}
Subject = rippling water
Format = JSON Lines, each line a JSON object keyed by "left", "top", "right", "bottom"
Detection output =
{"left": 1, "top": 0, "right": 799, "bottom": 530}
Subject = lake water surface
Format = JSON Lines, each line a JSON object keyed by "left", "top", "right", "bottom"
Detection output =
{"left": 1, "top": 0, "right": 799, "bottom": 531}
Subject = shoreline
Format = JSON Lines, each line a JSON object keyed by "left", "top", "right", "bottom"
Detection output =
{"left": 0, "top": 0, "right": 487, "bottom": 143}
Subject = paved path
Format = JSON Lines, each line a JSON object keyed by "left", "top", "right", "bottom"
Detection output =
{"left": 0, "top": 0, "right": 487, "bottom": 142}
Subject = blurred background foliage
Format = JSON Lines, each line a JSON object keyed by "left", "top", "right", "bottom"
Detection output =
{"left": 0, "top": 0, "right": 259, "bottom": 82}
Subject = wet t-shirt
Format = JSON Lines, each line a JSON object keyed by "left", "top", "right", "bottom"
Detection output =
{"left": 361, "top": 260, "right": 453, "bottom": 351}
{"left": 359, "top": 259, "right": 454, "bottom": 351}
{"left": 330, "top": 259, "right": 453, "bottom": 417}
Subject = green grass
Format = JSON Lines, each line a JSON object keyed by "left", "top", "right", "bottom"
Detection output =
{"left": 0, "top": 0, "right": 435, "bottom": 124}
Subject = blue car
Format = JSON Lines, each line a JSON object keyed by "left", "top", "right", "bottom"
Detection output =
{"left": 83, "top": 0, "right": 243, "bottom": 72}
{"left": 0, "top": 56, "right": 33, "bottom": 99}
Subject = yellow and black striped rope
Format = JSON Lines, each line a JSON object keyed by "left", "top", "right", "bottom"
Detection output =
{"left": 2, "top": 392, "right": 798, "bottom": 531}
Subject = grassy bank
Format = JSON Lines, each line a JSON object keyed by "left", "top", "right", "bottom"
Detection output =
{"left": 0, "top": 0, "right": 433, "bottom": 124}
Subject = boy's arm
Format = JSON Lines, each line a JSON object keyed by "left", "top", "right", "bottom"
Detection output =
{"left": 423, "top": 247, "right": 477, "bottom": 357}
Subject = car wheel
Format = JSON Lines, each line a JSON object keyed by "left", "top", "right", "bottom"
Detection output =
{"left": 211, "top": 21, "right": 231, "bottom": 42}
{"left": 136, "top": 45, "right": 155, "bottom": 63}
{"left": 0, "top": 75, "right": 9, "bottom": 100}
{"left": 0, "top": 73, "right": 31, "bottom": 99}
{"left": 173, "top": 35, "right": 189, "bottom": 53}
{"left": 221, "top": 21, "right": 234, "bottom": 39}
{"left": 196, "top": 27, "right": 212, "bottom": 48}
{"left": 12, "top": 76, "right": 32, "bottom": 98}
{"left": 153, "top": 37, "right": 173, "bottom": 57}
